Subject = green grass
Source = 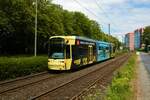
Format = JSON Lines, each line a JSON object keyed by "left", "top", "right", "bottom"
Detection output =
{"left": 83, "top": 53, "right": 137, "bottom": 100}
{"left": 114, "top": 50, "right": 128, "bottom": 57}
{"left": 106, "top": 53, "right": 136, "bottom": 100}
{"left": 0, "top": 55, "right": 48, "bottom": 81}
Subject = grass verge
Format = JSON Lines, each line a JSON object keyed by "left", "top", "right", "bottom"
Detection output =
{"left": 114, "top": 50, "right": 128, "bottom": 57}
{"left": 106, "top": 53, "right": 136, "bottom": 100}
{"left": 0, "top": 55, "right": 47, "bottom": 81}
{"left": 83, "top": 53, "right": 137, "bottom": 100}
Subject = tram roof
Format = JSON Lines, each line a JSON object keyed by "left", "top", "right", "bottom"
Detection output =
{"left": 96, "top": 41, "right": 111, "bottom": 45}
{"left": 50, "top": 36, "right": 111, "bottom": 45}
{"left": 50, "top": 36, "right": 96, "bottom": 42}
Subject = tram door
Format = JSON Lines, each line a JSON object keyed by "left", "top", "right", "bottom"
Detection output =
{"left": 88, "top": 45, "right": 93, "bottom": 63}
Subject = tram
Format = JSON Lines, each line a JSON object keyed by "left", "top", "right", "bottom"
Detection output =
{"left": 48, "top": 36, "right": 114, "bottom": 70}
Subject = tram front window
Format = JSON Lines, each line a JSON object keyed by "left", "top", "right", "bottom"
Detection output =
{"left": 48, "top": 38, "right": 70, "bottom": 59}
{"left": 49, "top": 38, "right": 65, "bottom": 59}
{"left": 51, "top": 52, "right": 64, "bottom": 59}
{"left": 49, "top": 44, "right": 64, "bottom": 59}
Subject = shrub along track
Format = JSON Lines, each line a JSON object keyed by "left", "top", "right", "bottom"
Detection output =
{"left": 0, "top": 54, "right": 129, "bottom": 100}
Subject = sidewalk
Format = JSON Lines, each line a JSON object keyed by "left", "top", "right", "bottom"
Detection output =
{"left": 137, "top": 52, "right": 150, "bottom": 100}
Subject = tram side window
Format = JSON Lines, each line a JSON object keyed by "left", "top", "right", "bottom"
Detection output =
{"left": 99, "top": 46, "right": 102, "bottom": 50}
{"left": 66, "top": 45, "right": 70, "bottom": 59}
{"left": 49, "top": 44, "right": 64, "bottom": 59}
{"left": 110, "top": 45, "right": 112, "bottom": 52}
{"left": 98, "top": 46, "right": 102, "bottom": 54}
{"left": 72, "top": 45, "right": 88, "bottom": 59}
{"left": 106, "top": 47, "right": 109, "bottom": 52}
{"left": 72, "top": 45, "right": 79, "bottom": 59}
{"left": 99, "top": 46, "right": 104, "bottom": 51}
{"left": 79, "top": 45, "right": 88, "bottom": 57}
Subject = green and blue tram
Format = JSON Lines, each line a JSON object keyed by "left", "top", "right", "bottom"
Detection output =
{"left": 96, "top": 41, "right": 112, "bottom": 61}
{"left": 48, "top": 36, "right": 114, "bottom": 70}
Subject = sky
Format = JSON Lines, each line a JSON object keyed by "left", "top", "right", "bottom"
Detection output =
{"left": 52, "top": 0, "right": 150, "bottom": 41}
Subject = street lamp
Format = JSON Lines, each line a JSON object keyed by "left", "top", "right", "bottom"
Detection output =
{"left": 108, "top": 24, "right": 110, "bottom": 35}
{"left": 34, "top": 0, "right": 37, "bottom": 56}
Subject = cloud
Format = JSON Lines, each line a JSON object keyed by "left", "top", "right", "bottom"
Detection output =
{"left": 131, "top": 0, "right": 150, "bottom": 5}
{"left": 52, "top": 0, "right": 150, "bottom": 38}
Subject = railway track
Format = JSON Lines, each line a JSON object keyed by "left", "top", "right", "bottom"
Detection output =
{"left": 71, "top": 54, "right": 130, "bottom": 100}
{"left": 0, "top": 71, "right": 65, "bottom": 94}
{"left": 0, "top": 71, "right": 48, "bottom": 85}
{"left": 0, "top": 54, "right": 130, "bottom": 100}
{"left": 32, "top": 54, "right": 130, "bottom": 100}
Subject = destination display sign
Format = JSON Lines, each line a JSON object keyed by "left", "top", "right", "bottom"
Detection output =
{"left": 76, "top": 40, "right": 95, "bottom": 45}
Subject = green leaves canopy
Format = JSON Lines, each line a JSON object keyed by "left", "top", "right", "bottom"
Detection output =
{"left": 0, "top": 0, "right": 120, "bottom": 54}
{"left": 143, "top": 26, "right": 150, "bottom": 45}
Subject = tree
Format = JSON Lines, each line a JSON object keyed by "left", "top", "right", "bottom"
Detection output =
{"left": 0, "top": 0, "right": 34, "bottom": 54}
{"left": 143, "top": 26, "right": 150, "bottom": 51}
{"left": 88, "top": 20, "right": 102, "bottom": 40}
{"left": 62, "top": 10, "right": 74, "bottom": 35}
{"left": 0, "top": 0, "right": 121, "bottom": 54}
{"left": 72, "top": 12, "right": 90, "bottom": 37}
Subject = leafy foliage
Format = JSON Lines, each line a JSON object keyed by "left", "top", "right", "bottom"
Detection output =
{"left": 106, "top": 54, "right": 136, "bottom": 100}
{"left": 0, "top": 55, "right": 47, "bottom": 81}
{"left": 0, "top": 0, "right": 120, "bottom": 54}
{"left": 143, "top": 26, "right": 150, "bottom": 51}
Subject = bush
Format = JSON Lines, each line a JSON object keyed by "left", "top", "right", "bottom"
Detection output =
{"left": 83, "top": 54, "right": 136, "bottom": 100}
{"left": 106, "top": 54, "right": 136, "bottom": 100}
{"left": 0, "top": 55, "right": 47, "bottom": 81}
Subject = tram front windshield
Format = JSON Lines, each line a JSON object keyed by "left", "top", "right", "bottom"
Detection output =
{"left": 48, "top": 38, "right": 70, "bottom": 59}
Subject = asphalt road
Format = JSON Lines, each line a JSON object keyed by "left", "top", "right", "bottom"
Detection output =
{"left": 140, "top": 52, "right": 150, "bottom": 74}
{"left": 137, "top": 52, "right": 150, "bottom": 100}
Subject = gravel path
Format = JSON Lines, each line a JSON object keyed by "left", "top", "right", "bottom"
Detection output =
{"left": 137, "top": 52, "right": 150, "bottom": 100}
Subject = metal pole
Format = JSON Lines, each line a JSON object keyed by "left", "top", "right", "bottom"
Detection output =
{"left": 108, "top": 24, "right": 110, "bottom": 35}
{"left": 34, "top": 0, "right": 37, "bottom": 56}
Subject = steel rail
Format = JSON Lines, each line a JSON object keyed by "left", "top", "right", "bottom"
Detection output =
{"left": 70, "top": 54, "right": 129, "bottom": 100}
{"left": 31, "top": 54, "right": 128, "bottom": 100}
{"left": 0, "top": 71, "right": 48, "bottom": 85}
{"left": 0, "top": 72, "right": 62, "bottom": 94}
